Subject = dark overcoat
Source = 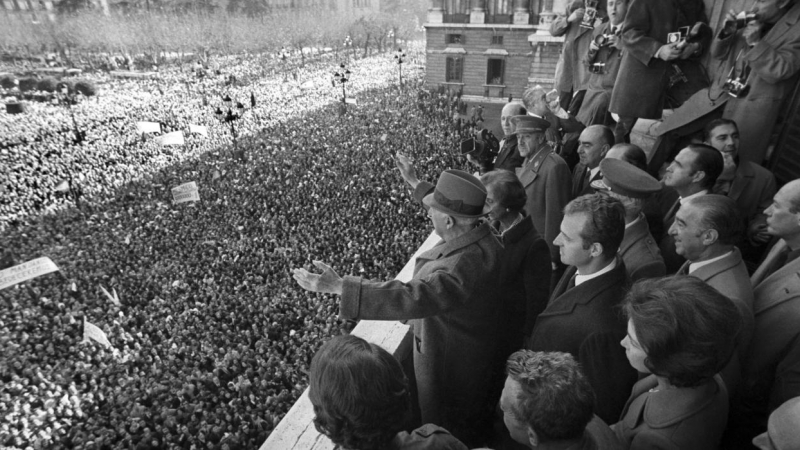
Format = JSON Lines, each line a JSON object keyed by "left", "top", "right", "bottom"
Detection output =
{"left": 609, "top": 0, "right": 678, "bottom": 119}
{"left": 339, "top": 183, "right": 503, "bottom": 443}
{"left": 495, "top": 215, "right": 552, "bottom": 352}
{"left": 527, "top": 261, "right": 637, "bottom": 424}
{"left": 618, "top": 216, "right": 666, "bottom": 281}
{"left": 494, "top": 135, "right": 524, "bottom": 172}
{"left": 614, "top": 375, "right": 729, "bottom": 450}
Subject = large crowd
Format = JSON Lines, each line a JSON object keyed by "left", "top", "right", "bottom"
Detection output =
{"left": 0, "top": 45, "right": 470, "bottom": 450}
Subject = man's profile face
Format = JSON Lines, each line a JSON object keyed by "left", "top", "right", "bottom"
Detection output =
{"left": 663, "top": 148, "right": 698, "bottom": 189}
{"left": 500, "top": 377, "right": 530, "bottom": 446}
{"left": 706, "top": 124, "right": 739, "bottom": 179}
{"left": 553, "top": 213, "right": 594, "bottom": 268}
{"left": 668, "top": 203, "right": 707, "bottom": 261}
{"left": 501, "top": 106, "right": 518, "bottom": 136}
{"left": 765, "top": 183, "right": 800, "bottom": 238}
{"left": 577, "top": 126, "right": 608, "bottom": 169}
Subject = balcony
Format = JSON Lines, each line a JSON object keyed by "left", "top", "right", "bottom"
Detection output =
{"left": 259, "top": 231, "right": 442, "bottom": 450}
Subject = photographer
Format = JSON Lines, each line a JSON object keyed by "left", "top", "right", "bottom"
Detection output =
{"left": 608, "top": 0, "right": 709, "bottom": 143}
{"left": 712, "top": 0, "right": 800, "bottom": 165}
{"left": 576, "top": 0, "right": 627, "bottom": 127}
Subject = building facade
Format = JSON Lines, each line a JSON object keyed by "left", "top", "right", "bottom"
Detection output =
{"left": 424, "top": 0, "right": 568, "bottom": 101}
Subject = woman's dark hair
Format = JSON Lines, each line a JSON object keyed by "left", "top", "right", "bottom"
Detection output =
{"left": 308, "top": 334, "right": 410, "bottom": 450}
{"left": 480, "top": 169, "right": 527, "bottom": 213}
{"left": 623, "top": 277, "right": 742, "bottom": 388}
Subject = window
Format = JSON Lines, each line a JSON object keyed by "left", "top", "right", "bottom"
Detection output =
{"left": 446, "top": 34, "right": 463, "bottom": 44}
{"left": 486, "top": 58, "right": 504, "bottom": 85}
{"left": 491, "top": 35, "right": 504, "bottom": 45}
{"left": 446, "top": 56, "right": 464, "bottom": 82}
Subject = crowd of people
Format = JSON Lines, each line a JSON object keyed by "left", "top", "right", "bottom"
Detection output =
{"left": 0, "top": 45, "right": 471, "bottom": 450}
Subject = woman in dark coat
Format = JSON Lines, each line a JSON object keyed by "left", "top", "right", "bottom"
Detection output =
{"left": 614, "top": 277, "right": 743, "bottom": 450}
{"left": 480, "top": 169, "right": 552, "bottom": 354}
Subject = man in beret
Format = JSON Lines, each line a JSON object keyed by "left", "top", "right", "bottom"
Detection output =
{"left": 591, "top": 158, "right": 665, "bottom": 281}
{"left": 513, "top": 115, "right": 572, "bottom": 289}
{"left": 293, "top": 155, "right": 503, "bottom": 446}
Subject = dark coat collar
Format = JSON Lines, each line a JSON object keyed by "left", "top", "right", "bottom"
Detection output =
{"left": 418, "top": 222, "right": 494, "bottom": 261}
{"left": 544, "top": 260, "right": 627, "bottom": 314}
{"left": 679, "top": 247, "right": 742, "bottom": 281}
{"left": 622, "top": 375, "right": 725, "bottom": 429}
{"left": 619, "top": 216, "right": 651, "bottom": 255}
{"left": 498, "top": 214, "right": 539, "bottom": 245}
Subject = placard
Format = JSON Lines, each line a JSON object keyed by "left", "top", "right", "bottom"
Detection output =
{"left": 0, "top": 257, "right": 59, "bottom": 291}
{"left": 171, "top": 182, "right": 200, "bottom": 204}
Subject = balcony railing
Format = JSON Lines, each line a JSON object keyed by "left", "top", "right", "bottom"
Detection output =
{"left": 260, "top": 231, "right": 442, "bottom": 450}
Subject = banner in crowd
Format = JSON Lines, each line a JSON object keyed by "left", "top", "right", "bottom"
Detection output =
{"left": 136, "top": 121, "right": 161, "bottom": 134}
{"left": 0, "top": 257, "right": 59, "bottom": 291}
{"left": 156, "top": 131, "right": 185, "bottom": 146}
{"left": 54, "top": 179, "right": 70, "bottom": 193}
{"left": 345, "top": 98, "right": 357, "bottom": 105}
{"left": 172, "top": 182, "right": 200, "bottom": 204}
{"left": 189, "top": 125, "right": 208, "bottom": 137}
{"left": 100, "top": 285, "right": 121, "bottom": 306}
{"left": 83, "top": 318, "right": 112, "bottom": 348}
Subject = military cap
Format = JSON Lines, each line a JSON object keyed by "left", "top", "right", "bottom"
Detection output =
{"left": 591, "top": 158, "right": 661, "bottom": 199}
{"left": 511, "top": 115, "right": 550, "bottom": 135}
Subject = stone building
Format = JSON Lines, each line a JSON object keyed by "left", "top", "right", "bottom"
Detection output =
{"left": 423, "top": 0, "right": 568, "bottom": 102}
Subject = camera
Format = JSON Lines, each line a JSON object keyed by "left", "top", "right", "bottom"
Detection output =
{"left": 723, "top": 65, "right": 751, "bottom": 98}
{"left": 734, "top": 11, "right": 757, "bottom": 29}
{"left": 594, "top": 34, "right": 614, "bottom": 47}
{"left": 589, "top": 62, "right": 606, "bottom": 74}
{"left": 667, "top": 26, "right": 690, "bottom": 47}
{"left": 580, "top": 0, "right": 599, "bottom": 29}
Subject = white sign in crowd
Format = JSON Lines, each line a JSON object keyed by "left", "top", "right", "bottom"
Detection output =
{"left": 0, "top": 257, "right": 60, "bottom": 291}
{"left": 171, "top": 181, "right": 200, "bottom": 204}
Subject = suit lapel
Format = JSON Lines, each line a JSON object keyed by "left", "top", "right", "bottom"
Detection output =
{"left": 726, "top": 163, "right": 751, "bottom": 204}
{"left": 751, "top": 239, "right": 788, "bottom": 286}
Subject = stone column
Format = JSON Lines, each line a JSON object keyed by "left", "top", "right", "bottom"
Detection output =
{"left": 512, "top": 0, "right": 529, "bottom": 24}
{"left": 428, "top": 0, "right": 444, "bottom": 23}
{"left": 470, "top": 0, "right": 486, "bottom": 23}
{"left": 536, "top": 0, "right": 557, "bottom": 34}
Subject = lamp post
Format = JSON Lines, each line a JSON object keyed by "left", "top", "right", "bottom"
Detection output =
{"left": 343, "top": 35, "right": 353, "bottom": 63}
{"left": 393, "top": 48, "right": 406, "bottom": 87}
{"left": 53, "top": 83, "right": 84, "bottom": 145}
{"left": 333, "top": 63, "right": 351, "bottom": 105}
{"left": 214, "top": 94, "right": 246, "bottom": 157}
{"left": 277, "top": 46, "right": 290, "bottom": 82}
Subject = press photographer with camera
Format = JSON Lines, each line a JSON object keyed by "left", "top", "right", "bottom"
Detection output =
{"left": 576, "top": 0, "right": 628, "bottom": 127}
{"left": 712, "top": 0, "right": 800, "bottom": 165}
{"left": 608, "top": 0, "right": 709, "bottom": 144}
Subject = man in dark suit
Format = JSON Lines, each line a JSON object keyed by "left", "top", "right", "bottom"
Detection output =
{"left": 669, "top": 194, "right": 754, "bottom": 397}
{"left": 514, "top": 115, "right": 572, "bottom": 291}
{"left": 527, "top": 193, "right": 637, "bottom": 424}
{"left": 592, "top": 158, "right": 665, "bottom": 281}
{"left": 704, "top": 119, "right": 777, "bottom": 266}
{"left": 494, "top": 102, "right": 527, "bottom": 172}
{"left": 725, "top": 179, "right": 800, "bottom": 449}
{"left": 571, "top": 125, "right": 614, "bottom": 199}
{"left": 659, "top": 144, "right": 723, "bottom": 274}
{"left": 293, "top": 158, "right": 502, "bottom": 446}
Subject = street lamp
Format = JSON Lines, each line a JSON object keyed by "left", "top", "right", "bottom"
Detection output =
{"left": 53, "top": 83, "right": 84, "bottom": 145}
{"left": 214, "top": 94, "right": 247, "bottom": 158}
{"left": 343, "top": 35, "right": 353, "bottom": 63}
{"left": 393, "top": 48, "right": 406, "bottom": 86}
{"left": 333, "top": 63, "right": 351, "bottom": 104}
{"left": 277, "top": 46, "right": 290, "bottom": 81}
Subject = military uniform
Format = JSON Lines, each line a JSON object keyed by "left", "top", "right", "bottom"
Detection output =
{"left": 619, "top": 215, "right": 666, "bottom": 281}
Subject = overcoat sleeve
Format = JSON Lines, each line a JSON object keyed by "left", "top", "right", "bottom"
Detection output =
{"left": 622, "top": 0, "right": 662, "bottom": 66}
{"left": 551, "top": 15, "right": 570, "bottom": 37}
{"left": 744, "top": 33, "right": 800, "bottom": 84}
{"left": 522, "top": 239, "right": 552, "bottom": 336}
{"left": 339, "top": 257, "right": 478, "bottom": 321}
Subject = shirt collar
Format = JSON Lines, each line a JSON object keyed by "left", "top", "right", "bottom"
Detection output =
{"left": 679, "top": 189, "right": 708, "bottom": 204}
{"left": 575, "top": 259, "right": 617, "bottom": 286}
{"left": 688, "top": 250, "right": 733, "bottom": 273}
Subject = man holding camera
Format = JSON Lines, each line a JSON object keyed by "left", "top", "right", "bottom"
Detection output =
{"left": 608, "top": 0, "right": 708, "bottom": 143}
{"left": 713, "top": 0, "right": 800, "bottom": 165}
{"left": 576, "top": 0, "right": 628, "bottom": 127}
